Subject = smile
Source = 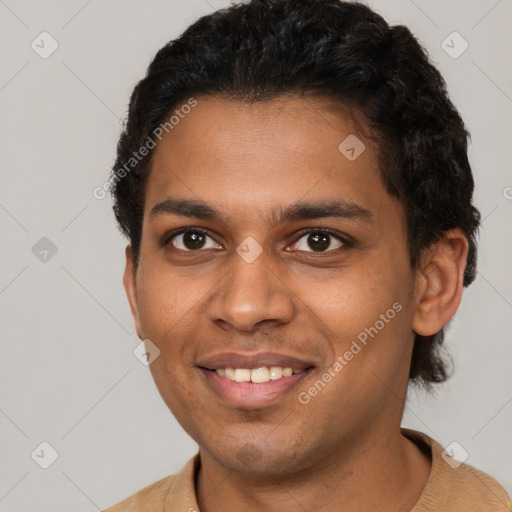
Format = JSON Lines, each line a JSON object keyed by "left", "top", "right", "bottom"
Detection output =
{"left": 213, "top": 366, "right": 303, "bottom": 383}
{"left": 199, "top": 367, "right": 314, "bottom": 409}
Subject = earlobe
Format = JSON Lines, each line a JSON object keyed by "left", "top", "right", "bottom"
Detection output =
{"left": 412, "top": 229, "right": 469, "bottom": 336}
{"left": 123, "top": 245, "right": 143, "bottom": 340}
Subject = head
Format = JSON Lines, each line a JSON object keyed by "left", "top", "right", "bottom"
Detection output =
{"left": 112, "top": 0, "right": 479, "bottom": 474}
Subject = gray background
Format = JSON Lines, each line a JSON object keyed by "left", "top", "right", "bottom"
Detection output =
{"left": 0, "top": 0, "right": 511, "bottom": 510}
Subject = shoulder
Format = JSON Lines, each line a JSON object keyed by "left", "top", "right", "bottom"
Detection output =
{"left": 102, "top": 453, "right": 200, "bottom": 512}
{"left": 443, "top": 457, "right": 511, "bottom": 511}
{"left": 402, "top": 428, "right": 511, "bottom": 512}
{"left": 102, "top": 473, "right": 177, "bottom": 512}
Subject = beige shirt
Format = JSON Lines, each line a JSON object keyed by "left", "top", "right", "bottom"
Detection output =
{"left": 103, "top": 428, "right": 511, "bottom": 511}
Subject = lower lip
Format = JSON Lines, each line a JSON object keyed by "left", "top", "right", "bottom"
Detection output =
{"left": 199, "top": 368, "right": 313, "bottom": 409}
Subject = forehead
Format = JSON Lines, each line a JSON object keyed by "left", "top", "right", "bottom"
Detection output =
{"left": 144, "top": 94, "right": 399, "bottom": 228}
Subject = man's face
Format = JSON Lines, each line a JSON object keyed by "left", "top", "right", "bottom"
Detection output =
{"left": 125, "top": 95, "right": 419, "bottom": 475}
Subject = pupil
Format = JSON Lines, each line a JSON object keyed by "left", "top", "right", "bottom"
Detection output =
{"left": 184, "top": 232, "right": 205, "bottom": 250}
{"left": 309, "top": 233, "right": 330, "bottom": 251}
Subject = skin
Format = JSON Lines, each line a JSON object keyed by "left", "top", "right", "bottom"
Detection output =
{"left": 123, "top": 95, "right": 468, "bottom": 512}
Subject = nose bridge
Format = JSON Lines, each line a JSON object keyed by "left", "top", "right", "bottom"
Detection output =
{"left": 207, "top": 245, "right": 295, "bottom": 331}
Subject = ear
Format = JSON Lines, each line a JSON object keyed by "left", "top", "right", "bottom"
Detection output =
{"left": 123, "top": 244, "right": 143, "bottom": 340}
{"left": 412, "top": 229, "right": 469, "bottom": 336}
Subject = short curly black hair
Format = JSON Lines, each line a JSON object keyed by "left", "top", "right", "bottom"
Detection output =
{"left": 110, "top": 0, "right": 480, "bottom": 388}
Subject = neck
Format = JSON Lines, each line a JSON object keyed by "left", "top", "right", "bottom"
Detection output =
{"left": 196, "top": 427, "right": 431, "bottom": 512}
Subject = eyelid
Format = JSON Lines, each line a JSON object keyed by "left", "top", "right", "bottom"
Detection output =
{"left": 288, "top": 227, "right": 352, "bottom": 251}
{"left": 162, "top": 226, "right": 220, "bottom": 249}
{"left": 163, "top": 226, "right": 353, "bottom": 253}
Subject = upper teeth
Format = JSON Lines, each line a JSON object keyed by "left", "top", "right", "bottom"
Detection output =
{"left": 216, "top": 367, "right": 301, "bottom": 383}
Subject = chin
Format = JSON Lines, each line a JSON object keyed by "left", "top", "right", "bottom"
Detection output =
{"left": 203, "top": 437, "right": 315, "bottom": 476}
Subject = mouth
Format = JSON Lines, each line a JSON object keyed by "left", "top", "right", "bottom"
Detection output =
{"left": 197, "top": 352, "right": 316, "bottom": 408}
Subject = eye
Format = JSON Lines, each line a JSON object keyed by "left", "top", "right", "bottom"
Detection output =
{"left": 288, "top": 229, "right": 347, "bottom": 253}
{"left": 164, "top": 227, "right": 350, "bottom": 254}
{"left": 167, "top": 229, "right": 222, "bottom": 251}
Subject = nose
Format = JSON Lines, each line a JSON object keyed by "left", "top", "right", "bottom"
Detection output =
{"left": 207, "top": 248, "right": 296, "bottom": 333}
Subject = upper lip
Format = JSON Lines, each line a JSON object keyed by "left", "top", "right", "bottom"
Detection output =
{"left": 197, "top": 351, "right": 315, "bottom": 371}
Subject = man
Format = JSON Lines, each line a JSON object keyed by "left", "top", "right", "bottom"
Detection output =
{"left": 104, "top": 0, "right": 511, "bottom": 510}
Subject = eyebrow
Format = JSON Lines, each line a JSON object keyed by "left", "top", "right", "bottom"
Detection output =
{"left": 149, "top": 197, "right": 372, "bottom": 226}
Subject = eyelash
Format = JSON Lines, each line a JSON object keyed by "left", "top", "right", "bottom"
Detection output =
{"left": 162, "top": 227, "right": 353, "bottom": 254}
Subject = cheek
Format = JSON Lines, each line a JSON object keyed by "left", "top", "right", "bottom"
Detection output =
{"left": 136, "top": 265, "right": 208, "bottom": 339}
{"left": 298, "top": 288, "right": 411, "bottom": 427}
{"left": 301, "top": 261, "right": 412, "bottom": 374}
{"left": 302, "top": 264, "right": 399, "bottom": 333}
